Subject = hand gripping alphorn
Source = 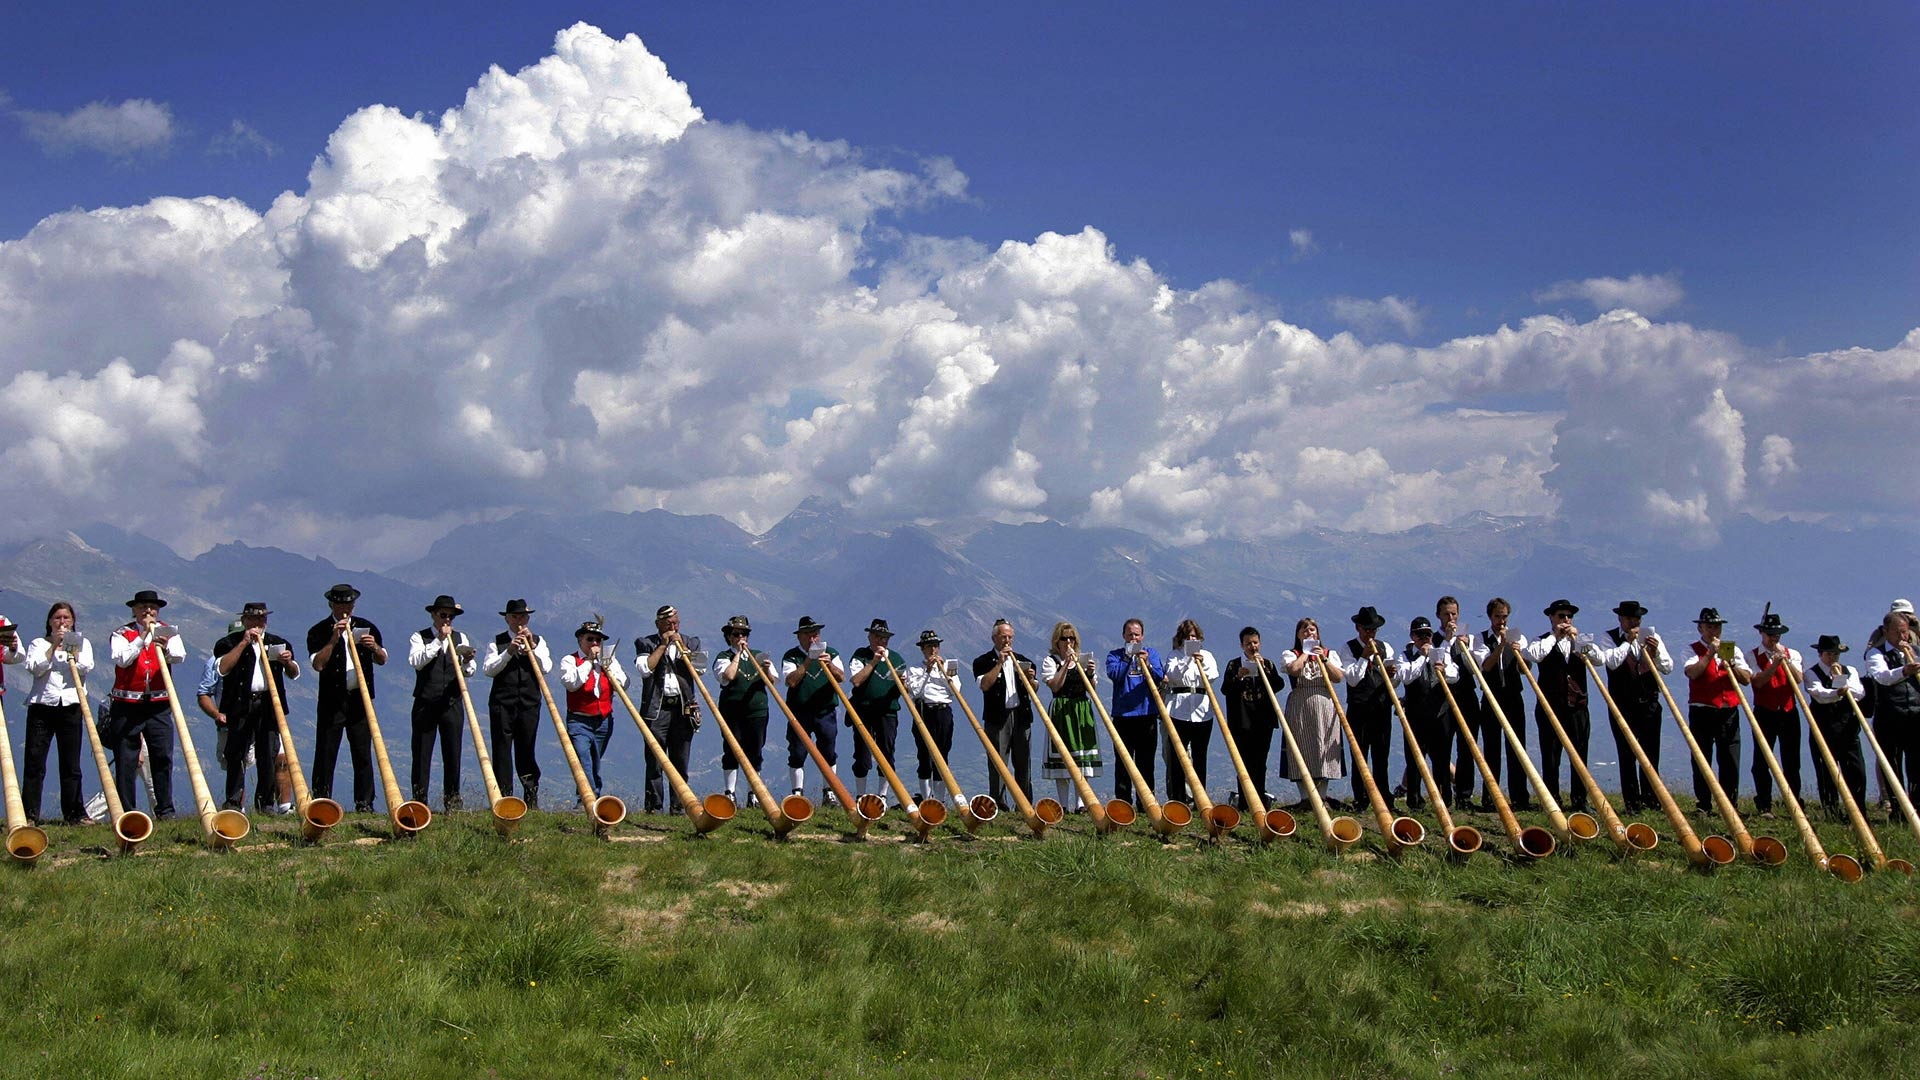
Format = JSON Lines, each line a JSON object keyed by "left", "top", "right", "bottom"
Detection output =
{"left": 1075, "top": 654, "right": 1187, "bottom": 836}
{"left": 1473, "top": 637, "right": 1593, "bottom": 847}
{"left": 1783, "top": 664, "right": 1904, "bottom": 875}
{"left": 1250, "top": 658, "right": 1361, "bottom": 853}
{"left": 1198, "top": 663, "right": 1292, "bottom": 841}
{"left": 684, "top": 650, "right": 806, "bottom": 838}
{"left": 1432, "top": 654, "right": 1554, "bottom": 859}
{"left": 1314, "top": 657, "right": 1424, "bottom": 856}
{"left": 154, "top": 647, "right": 251, "bottom": 849}
{"left": 1650, "top": 645, "right": 1783, "bottom": 865}
{"left": 609, "top": 662, "right": 734, "bottom": 834}
{"left": 824, "top": 658, "right": 935, "bottom": 839}
{"left": 1847, "top": 673, "right": 1920, "bottom": 866}
{"left": 1495, "top": 638, "right": 1652, "bottom": 854}
{"left": 1577, "top": 654, "right": 1698, "bottom": 863}
{"left": 1025, "top": 656, "right": 1120, "bottom": 833}
{"left": 444, "top": 634, "right": 528, "bottom": 837}
{"left": 343, "top": 631, "right": 431, "bottom": 837}
{"left": 525, "top": 646, "right": 627, "bottom": 836}
{"left": 70, "top": 654, "right": 154, "bottom": 854}
{"left": 1734, "top": 656, "right": 1858, "bottom": 880}
{"left": 254, "top": 640, "right": 343, "bottom": 843}
{"left": 1139, "top": 659, "right": 1237, "bottom": 839}
{"left": 742, "top": 648, "right": 879, "bottom": 838}
{"left": 1371, "top": 651, "right": 1481, "bottom": 859}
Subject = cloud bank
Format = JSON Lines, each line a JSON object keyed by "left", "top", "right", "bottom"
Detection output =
{"left": 10, "top": 95, "right": 175, "bottom": 156}
{"left": 0, "top": 23, "right": 1913, "bottom": 566}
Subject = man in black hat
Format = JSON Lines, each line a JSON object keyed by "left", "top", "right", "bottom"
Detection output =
{"left": 307, "top": 584, "right": 388, "bottom": 813}
{"left": 1804, "top": 634, "right": 1869, "bottom": 816}
{"left": 635, "top": 605, "right": 703, "bottom": 814}
{"left": 109, "top": 589, "right": 188, "bottom": 817}
{"left": 1523, "top": 599, "right": 1601, "bottom": 811}
{"left": 1343, "top": 607, "right": 1400, "bottom": 809}
{"left": 973, "top": 619, "right": 1036, "bottom": 808}
{"left": 1398, "top": 615, "right": 1456, "bottom": 810}
{"left": 481, "top": 599, "right": 549, "bottom": 808}
{"left": 560, "top": 617, "right": 627, "bottom": 794}
{"left": 213, "top": 602, "right": 301, "bottom": 812}
{"left": 1747, "top": 611, "right": 1803, "bottom": 817}
{"left": 1682, "top": 607, "right": 1751, "bottom": 813}
{"left": 782, "top": 617, "right": 845, "bottom": 804}
{"left": 902, "top": 630, "right": 958, "bottom": 804}
{"left": 847, "top": 619, "right": 905, "bottom": 805}
{"left": 408, "top": 595, "right": 475, "bottom": 812}
{"left": 712, "top": 616, "right": 771, "bottom": 805}
{"left": 1596, "top": 601, "right": 1673, "bottom": 813}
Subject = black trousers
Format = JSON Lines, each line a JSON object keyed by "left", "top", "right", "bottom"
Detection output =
{"left": 1810, "top": 707, "right": 1868, "bottom": 812}
{"left": 644, "top": 695, "right": 696, "bottom": 813}
{"left": 719, "top": 706, "right": 768, "bottom": 772}
{"left": 1537, "top": 700, "right": 1591, "bottom": 811}
{"left": 1346, "top": 703, "right": 1391, "bottom": 805}
{"left": 1480, "top": 685, "right": 1530, "bottom": 808}
{"left": 1689, "top": 705, "right": 1741, "bottom": 809}
{"left": 1612, "top": 699, "right": 1664, "bottom": 811}
{"left": 1406, "top": 712, "right": 1452, "bottom": 809}
{"left": 913, "top": 703, "right": 955, "bottom": 787}
{"left": 1750, "top": 705, "right": 1802, "bottom": 811}
{"left": 489, "top": 702, "right": 541, "bottom": 797}
{"left": 1450, "top": 688, "right": 1487, "bottom": 804}
{"left": 1229, "top": 718, "right": 1276, "bottom": 804}
{"left": 850, "top": 703, "right": 899, "bottom": 778}
{"left": 1876, "top": 704, "right": 1919, "bottom": 803}
{"left": 786, "top": 706, "right": 837, "bottom": 771}
{"left": 410, "top": 694, "right": 464, "bottom": 807}
{"left": 23, "top": 702, "right": 85, "bottom": 823}
{"left": 112, "top": 698, "right": 174, "bottom": 818}
{"left": 985, "top": 705, "right": 1033, "bottom": 807}
{"left": 312, "top": 697, "right": 376, "bottom": 811}
{"left": 1111, "top": 714, "right": 1158, "bottom": 808}
{"left": 1163, "top": 714, "right": 1211, "bottom": 803}
{"left": 223, "top": 692, "right": 281, "bottom": 810}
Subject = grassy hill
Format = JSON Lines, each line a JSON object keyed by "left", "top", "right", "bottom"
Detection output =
{"left": 4, "top": 805, "right": 1919, "bottom": 1079}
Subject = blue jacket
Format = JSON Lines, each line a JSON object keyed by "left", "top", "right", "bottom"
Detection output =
{"left": 1106, "top": 646, "right": 1166, "bottom": 719}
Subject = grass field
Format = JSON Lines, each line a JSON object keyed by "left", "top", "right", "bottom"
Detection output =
{"left": 4, "top": 800, "right": 1918, "bottom": 1080}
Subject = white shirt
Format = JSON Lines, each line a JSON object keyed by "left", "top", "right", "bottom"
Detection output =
{"left": 1038, "top": 653, "right": 1091, "bottom": 698}
{"left": 1524, "top": 633, "right": 1604, "bottom": 666}
{"left": 1402, "top": 642, "right": 1455, "bottom": 684}
{"left": 1281, "top": 649, "right": 1345, "bottom": 686}
{"left": 25, "top": 636, "right": 94, "bottom": 706}
{"left": 1865, "top": 641, "right": 1917, "bottom": 686}
{"left": 1686, "top": 639, "right": 1754, "bottom": 680}
{"left": 635, "top": 641, "right": 688, "bottom": 698}
{"left": 409, "top": 628, "right": 478, "bottom": 677}
{"left": 781, "top": 650, "right": 846, "bottom": 682}
{"left": 560, "top": 652, "right": 628, "bottom": 692}
{"left": 1348, "top": 639, "right": 1401, "bottom": 685}
{"left": 1598, "top": 631, "right": 1676, "bottom": 674}
{"left": 482, "top": 633, "right": 553, "bottom": 678}
{"left": 1163, "top": 648, "right": 1218, "bottom": 723}
{"left": 903, "top": 659, "right": 956, "bottom": 705}
{"left": 1751, "top": 645, "right": 1804, "bottom": 685}
{"left": 978, "top": 652, "right": 1020, "bottom": 707}
{"left": 111, "top": 625, "right": 188, "bottom": 667}
{"left": 1805, "top": 660, "right": 1865, "bottom": 704}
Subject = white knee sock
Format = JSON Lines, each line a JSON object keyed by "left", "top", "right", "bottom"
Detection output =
{"left": 791, "top": 767, "right": 806, "bottom": 791}
{"left": 724, "top": 769, "right": 737, "bottom": 797}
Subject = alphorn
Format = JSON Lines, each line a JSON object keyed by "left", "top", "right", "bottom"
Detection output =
{"left": 1848, "top": 679, "right": 1920, "bottom": 864}
{"left": 1251, "top": 659, "right": 1361, "bottom": 853}
{"left": 1074, "top": 653, "right": 1188, "bottom": 836}
{"left": 932, "top": 667, "right": 1010, "bottom": 834}
{"left": 683, "top": 647, "right": 806, "bottom": 838}
{"left": 742, "top": 648, "right": 879, "bottom": 837}
{"left": 526, "top": 645, "right": 627, "bottom": 836}
{"left": 1315, "top": 658, "right": 1423, "bottom": 856}
{"left": 444, "top": 633, "right": 528, "bottom": 837}
{"left": 1198, "top": 662, "right": 1293, "bottom": 841}
{"left": 609, "top": 668, "right": 735, "bottom": 834}
{"left": 1579, "top": 655, "right": 1706, "bottom": 865}
{"left": 1433, "top": 655, "right": 1554, "bottom": 858}
{"left": 1652, "top": 645, "right": 1783, "bottom": 865}
{"left": 1372, "top": 652, "right": 1481, "bottom": 858}
{"left": 1139, "top": 660, "right": 1238, "bottom": 839}
{"left": 67, "top": 646, "right": 153, "bottom": 854}
{"left": 978, "top": 660, "right": 1068, "bottom": 837}
{"left": 1785, "top": 665, "right": 1901, "bottom": 875}
{"left": 1021, "top": 656, "right": 1120, "bottom": 833}
{"left": 1481, "top": 637, "right": 1596, "bottom": 847}
{"left": 825, "top": 658, "right": 936, "bottom": 839}
{"left": 153, "top": 639, "right": 250, "bottom": 849}
{"left": 344, "top": 629, "right": 432, "bottom": 837}
{"left": 0, "top": 633, "right": 47, "bottom": 860}
{"left": 1729, "top": 657, "right": 1856, "bottom": 880}
{"left": 1504, "top": 640, "right": 1655, "bottom": 854}
{"left": 254, "top": 640, "right": 342, "bottom": 843}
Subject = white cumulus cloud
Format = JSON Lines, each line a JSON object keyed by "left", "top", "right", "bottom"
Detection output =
{"left": 1534, "top": 272, "right": 1686, "bottom": 315}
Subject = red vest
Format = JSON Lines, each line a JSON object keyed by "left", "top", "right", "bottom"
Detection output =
{"left": 111, "top": 625, "right": 170, "bottom": 701}
{"left": 1687, "top": 641, "right": 1739, "bottom": 708}
{"left": 1750, "top": 648, "right": 1797, "bottom": 712}
{"left": 565, "top": 655, "right": 612, "bottom": 717}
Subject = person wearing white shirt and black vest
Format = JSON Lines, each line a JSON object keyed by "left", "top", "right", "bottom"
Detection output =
{"left": 1683, "top": 606, "right": 1752, "bottom": 813}
{"left": 560, "top": 617, "right": 627, "bottom": 795}
{"left": 481, "top": 599, "right": 550, "bottom": 808}
{"left": 1398, "top": 616, "right": 1456, "bottom": 811}
{"left": 901, "top": 630, "right": 958, "bottom": 804}
{"left": 1594, "top": 600, "right": 1673, "bottom": 813}
{"left": 972, "top": 619, "right": 1035, "bottom": 809}
{"left": 213, "top": 602, "right": 301, "bottom": 812}
{"left": 110, "top": 589, "right": 188, "bottom": 818}
{"left": 409, "top": 595, "right": 476, "bottom": 812}
{"left": 847, "top": 619, "right": 905, "bottom": 804}
{"left": 1474, "top": 599, "right": 1529, "bottom": 812}
{"left": 22, "top": 602, "right": 93, "bottom": 825}
{"left": 1747, "top": 611, "right": 1803, "bottom": 816}
{"left": 1343, "top": 608, "right": 1399, "bottom": 810}
{"left": 782, "top": 616, "right": 846, "bottom": 805}
{"left": 1162, "top": 620, "right": 1219, "bottom": 805}
{"left": 307, "top": 583, "right": 388, "bottom": 813}
{"left": 1434, "top": 597, "right": 1487, "bottom": 809}
{"left": 1522, "top": 599, "right": 1601, "bottom": 812}
{"left": 635, "top": 605, "right": 703, "bottom": 815}
{"left": 1864, "top": 605, "right": 1920, "bottom": 806}
{"left": 1805, "top": 634, "right": 1869, "bottom": 816}
{"left": 713, "top": 616, "right": 772, "bottom": 806}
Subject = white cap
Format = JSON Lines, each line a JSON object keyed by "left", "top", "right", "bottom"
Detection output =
{"left": 1893, "top": 599, "right": 1916, "bottom": 615}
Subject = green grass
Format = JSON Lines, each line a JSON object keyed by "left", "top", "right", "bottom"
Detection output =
{"left": 3, "top": 801, "right": 1918, "bottom": 1079}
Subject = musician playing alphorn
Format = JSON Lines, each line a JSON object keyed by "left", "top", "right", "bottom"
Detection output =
{"left": 559, "top": 618, "right": 627, "bottom": 796}
{"left": 1435, "top": 596, "right": 1488, "bottom": 809}
{"left": 1682, "top": 606, "right": 1752, "bottom": 814}
{"left": 1595, "top": 601, "right": 1672, "bottom": 814}
{"left": 1162, "top": 620, "right": 1219, "bottom": 805}
{"left": 408, "top": 595, "right": 476, "bottom": 812}
{"left": 213, "top": 602, "right": 301, "bottom": 813}
{"left": 635, "top": 605, "right": 702, "bottom": 816}
{"left": 1522, "top": 599, "right": 1603, "bottom": 812}
{"left": 111, "top": 589, "right": 187, "bottom": 818}
{"left": 1864, "top": 603, "right": 1920, "bottom": 804}
{"left": 712, "top": 616, "right": 771, "bottom": 807}
{"left": 782, "top": 616, "right": 846, "bottom": 807}
{"left": 481, "top": 599, "right": 549, "bottom": 809}
{"left": 1476, "top": 599, "right": 1529, "bottom": 812}
{"left": 847, "top": 619, "right": 905, "bottom": 805}
{"left": 901, "top": 630, "right": 958, "bottom": 805}
{"left": 973, "top": 619, "right": 1036, "bottom": 810}
{"left": 22, "top": 602, "right": 95, "bottom": 825}
{"left": 1342, "top": 607, "right": 1399, "bottom": 810}
{"left": 1039, "top": 622, "right": 1101, "bottom": 812}
{"left": 1398, "top": 616, "right": 1455, "bottom": 811}
{"left": 307, "top": 583, "right": 388, "bottom": 813}
{"left": 1280, "top": 618, "right": 1346, "bottom": 807}
{"left": 1747, "top": 611, "right": 1803, "bottom": 818}
{"left": 1105, "top": 619, "right": 1165, "bottom": 810}
{"left": 1226, "top": 626, "right": 1283, "bottom": 811}
{"left": 1804, "top": 634, "right": 1868, "bottom": 817}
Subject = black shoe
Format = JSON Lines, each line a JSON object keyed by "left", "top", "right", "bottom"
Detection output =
{"left": 524, "top": 785, "right": 539, "bottom": 810}
{"left": 821, "top": 788, "right": 839, "bottom": 808}
{"left": 355, "top": 803, "right": 376, "bottom": 813}
{"left": 445, "top": 795, "right": 464, "bottom": 813}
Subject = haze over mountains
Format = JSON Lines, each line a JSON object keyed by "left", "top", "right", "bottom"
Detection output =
{"left": 2, "top": 501, "right": 1911, "bottom": 805}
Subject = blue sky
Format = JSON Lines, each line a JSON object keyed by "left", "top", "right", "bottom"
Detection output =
{"left": 5, "top": 3, "right": 1914, "bottom": 354}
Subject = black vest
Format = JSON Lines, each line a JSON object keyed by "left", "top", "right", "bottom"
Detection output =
{"left": 305, "top": 616, "right": 380, "bottom": 706}
{"left": 1870, "top": 643, "right": 1920, "bottom": 713}
{"left": 1346, "top": 639, "right": 1394, "bottom": 711}
{"left": 1402, "top": 643, "right": 1444, "bottom": 723}
{"left": 212, "top": 631, "right": 293, "bottom": 710}
{"left": 487, "top": 632, "right": 543, "bottom": 712}
{"left": 635, "top": 634, "right": 701, "bottom": 717}
{"left": 1536, "top": 639, "right": 1588, "bottom": 712}
{"left": 412, "top": 627, "right": 469, "bottom": 702}
{"left": 974, "top": 650, "right": 1035, "bottom": 725}
{"left": 1480, "top": 630, "right": 1525, "bottom": 701}
{"left": 1809, "top": 663, "right": 1857, "bottom": 730}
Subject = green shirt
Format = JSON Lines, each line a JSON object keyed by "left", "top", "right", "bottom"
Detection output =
{"left": 782, "top": 645, "right": 842, "bottom": 715}
{"left": 849, "top": 647, "right": 905, "bottom": 712}
{"left": 715, "top": 649, "right": 771, "bottom": 720}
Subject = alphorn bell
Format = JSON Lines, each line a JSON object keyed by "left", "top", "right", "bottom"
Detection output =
{"left": 1198, "top": 662, "right": 1292, "bottom": 841}
{"left": 444, "top": 632, "right": 528, "bottom": 837}
{"left": 1022, "top": 655, "right": 1119, "bottom": 833}
{"left": 69, "top": 651, "right": 154, "bottom": 854}
{"left": 1075, "top": 653, "right": 1188, "bottom": 837}
{"left": 1652, "top": 642, "right": 1783, "bottom": 865}
{"left": 824, "top": 657, "right": 936, "bottom": 839}
{"left": 982, "top": 660, "right": 1068, "bottom": 837}
{"left": 742, "top": 648, "right": 879, "bottom": 837}
{"left": 1785, "top": 664, "right": 1902, "bottom": 875}
{"left": 1578, "top": 654, "right": 1703, "bottom": 864}
{"left": 1314, "top": 657, "right": 1424, "bottom": 856}
{"left": 1372, "top": 652, "right": 1481, "bottom": 859}
{"left": 525, "top": 644, "right": 626, "bottom": 836}
{"left": 1140, "top": 654, "right": 1239, "bottom": 839}
{"left": 1250, "top": 659, "right": 1361, "bottom": 853}
{"left": 1482, "top": 636, "right": 1601, "bottom": 847}
{"left": 153, "top": 637, "right": 250, "bottom": 849}
{"left": 1432, "top": 653, "right": 1554, "bottom": 859}
{"left": 1847, "top": 674, "right": 1920, "bottom": 866}
{"left": 1736, "top": 650, "right": 1857, "bottom": 880}
{"left": 683, "top": 645, "right": 805, "bottom": 839}
{"left": 343, "top": 628, "right": 431, "bottom": 837}
{"left": 253, "top": 640, "right": 342, "bottom": 843}
{"left": 609, "top": 665, "right": 734, "bottom": 835}
{"left": 0, "top": 625, "right": 46, "bottom": 861}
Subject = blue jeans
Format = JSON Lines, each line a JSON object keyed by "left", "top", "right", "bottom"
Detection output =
{"left": 567, "top": 712, "right": 614, "bottom": 793}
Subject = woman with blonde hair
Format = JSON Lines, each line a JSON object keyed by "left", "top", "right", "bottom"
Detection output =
{"left": 1039, "top": 621, "right": 1101, "bottom": 811}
